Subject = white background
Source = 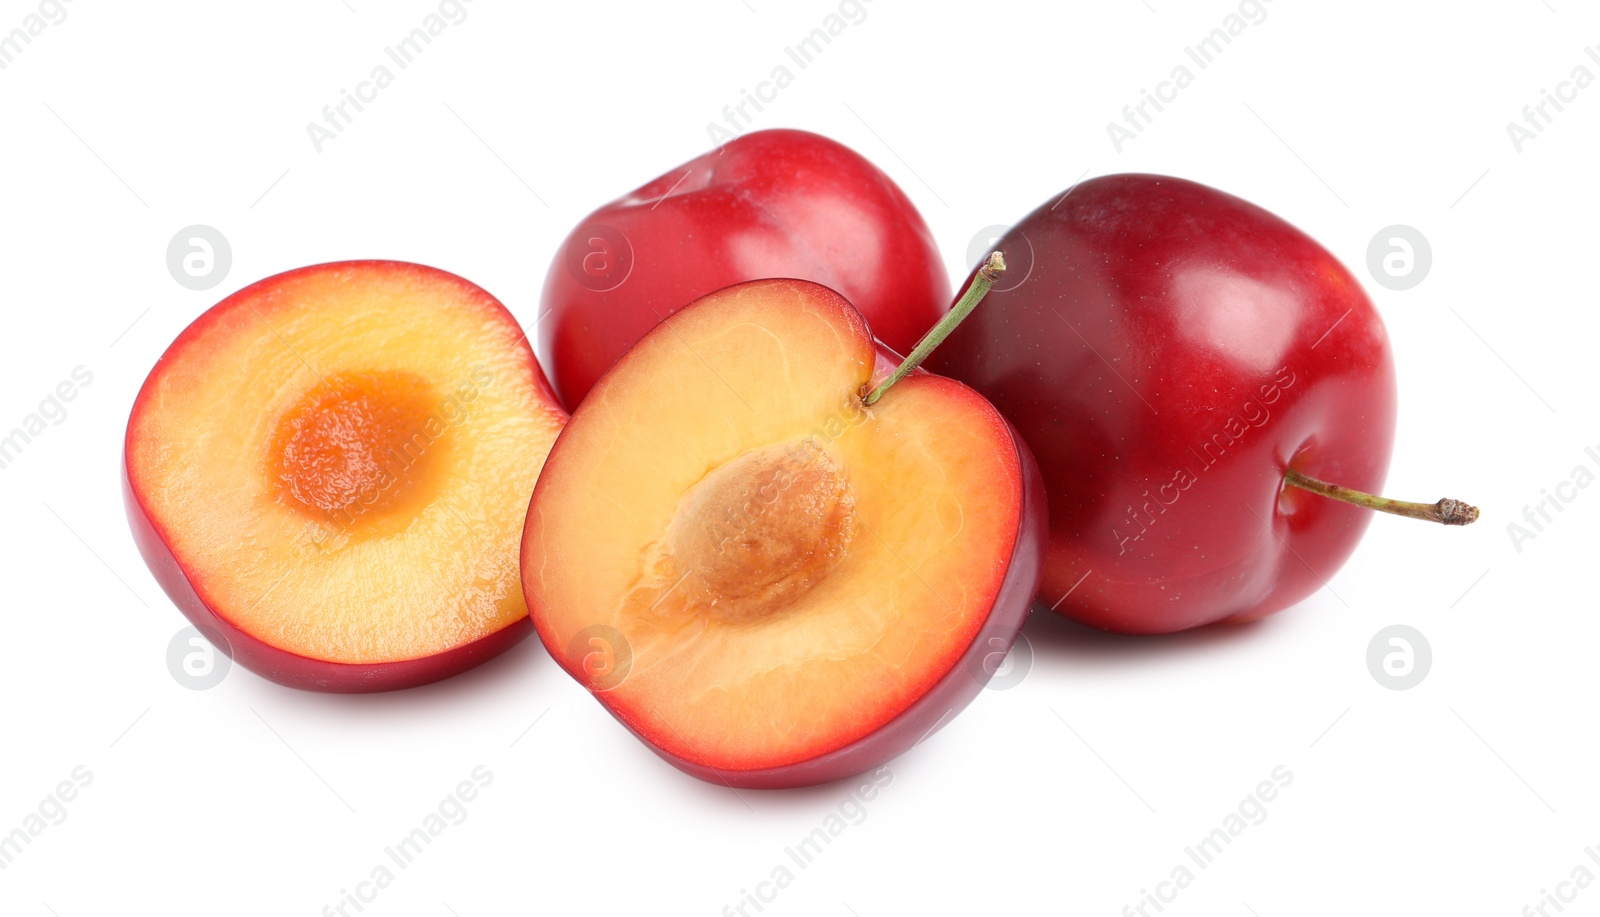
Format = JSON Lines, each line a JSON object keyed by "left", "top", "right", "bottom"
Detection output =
{"left": 1, "top": 1, "right": 1595, "bottom": 915}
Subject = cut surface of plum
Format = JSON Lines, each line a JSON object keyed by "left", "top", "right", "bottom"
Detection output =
{"left": 522, "top": 279, "right": 1043, "bottom": 785}
{"left": 125, "top": 261, "right": 567, "bottom": 690}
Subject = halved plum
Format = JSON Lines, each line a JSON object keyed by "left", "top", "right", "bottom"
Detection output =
{"left": 125, "top": 261, "right": 567, "bottom": 691}
{"left": 521, "top": 278, "right": 1044, "bottom": 787}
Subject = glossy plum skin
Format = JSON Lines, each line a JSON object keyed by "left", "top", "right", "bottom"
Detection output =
{"left": 537, "top": 129, "right": 950, "bottom": 409}
{"left": 926, "top": 174, "right": 1398, "bottom": 634}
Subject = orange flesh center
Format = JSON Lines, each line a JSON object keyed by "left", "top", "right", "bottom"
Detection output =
{"left": 645, "top": 441, "right": 856, "bottom": 623}
{"left": 269, "top": 370, "right": 445, "bottom": 527}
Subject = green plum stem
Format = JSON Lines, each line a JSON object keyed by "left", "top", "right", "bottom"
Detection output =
{"left": 864, "top": 251, "right": 1006, "bottom": 406}
{"left": 1284, "top": 468, "right": 1479, "bottom": 525}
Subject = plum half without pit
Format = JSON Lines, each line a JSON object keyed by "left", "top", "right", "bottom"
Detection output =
{"left": 125, "top": 261, "right": 567, "bottom": 692}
